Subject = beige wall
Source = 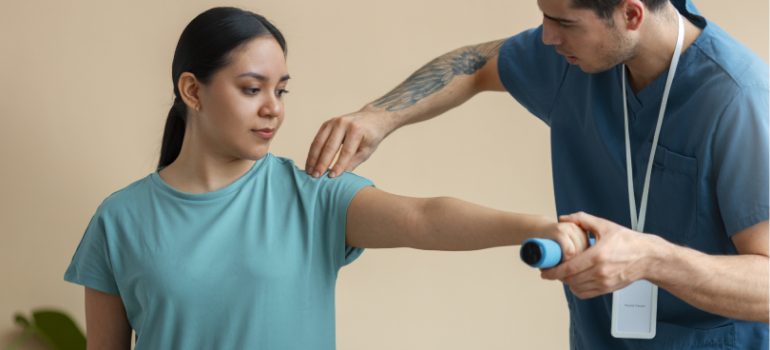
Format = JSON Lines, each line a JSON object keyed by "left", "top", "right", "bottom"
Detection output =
{"left": 1, "top": 1, "right": 766, "bottom": 348}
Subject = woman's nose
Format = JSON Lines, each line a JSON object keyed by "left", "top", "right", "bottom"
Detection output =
{"left": 258, "top": 96, "right": 282, "bottom": 119}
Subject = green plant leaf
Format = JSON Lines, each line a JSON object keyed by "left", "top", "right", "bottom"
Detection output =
{"left": 13, "top": 313, "right": 31, "bottom": 328}
{"left": 31, "top": 309, "right": 86, "bottom": 350}
{"left": 10, "top": 313, "right": 45, "bottom": 350}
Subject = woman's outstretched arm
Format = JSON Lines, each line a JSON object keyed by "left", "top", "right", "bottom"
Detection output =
{"left": 346, "top": 187, "right": 587, "bottom": 256}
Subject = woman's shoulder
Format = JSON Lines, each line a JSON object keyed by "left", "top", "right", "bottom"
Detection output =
{"left": 93, "top": 175, "right": 155, "bottom": 218}
{"left": 268, "top": 153, "right": 373, "bottom": 187}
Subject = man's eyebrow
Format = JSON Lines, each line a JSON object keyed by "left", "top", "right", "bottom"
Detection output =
{"left": 543, "top": 13, "right": 577, "bottom": 24}
{"left": 237, "top": 72, "right": 291, "bottom": 81}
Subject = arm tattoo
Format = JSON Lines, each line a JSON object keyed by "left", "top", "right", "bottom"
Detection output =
{"left": 372, "top": 39, "right": 504, "bottom": 112}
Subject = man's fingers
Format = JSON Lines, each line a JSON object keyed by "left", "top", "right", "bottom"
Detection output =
{"left": 313, "top": 124, "right": 349, "bottom": 177}
{"left": 567, "top": 223, "right": 591, "bottom": 259}
{"left": 556, "top": 235, "right": 577, "bottom": 260}
{"left": 550, "top": 222, "right": 588, "bottom": 261}
{"left": 561, "top": 212, "right": 607, "bottom": 239}
{"left": 541, "top": 248, "right": 596, "bottom": 281}
{"left": 306, "top": 122, "right": 333, "bottom": 175}
{"left": 567, "top": 273, "right": 604, "bottom": 298}
{"left": 307, "top": 112, "right": 388, "bottom": 177}
{"left": 564, "top": 266, "right": 602, "bottom": 287}
{"left": 347, "top": 150, "right": 372, "bottom": 172}
{"left": 329, "top": 132, "right": 364, "bottom": 177}
{"left": 568, "top": 272, "right": 631, "bottom": 299}
{"left": 569, "top": 286, "right": 604, "bottom": 300}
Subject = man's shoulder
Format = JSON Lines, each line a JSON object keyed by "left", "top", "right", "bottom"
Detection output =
{"left": 692, "top": 21, "right": 768, "bottom": 91}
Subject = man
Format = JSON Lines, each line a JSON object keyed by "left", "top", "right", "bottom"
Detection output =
{"left": 305, "top": 0, "right": 768, "bottom": 348}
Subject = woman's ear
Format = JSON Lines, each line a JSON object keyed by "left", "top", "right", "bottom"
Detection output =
{"left": 178, "top": 72, "right": 202, "bottom": 112}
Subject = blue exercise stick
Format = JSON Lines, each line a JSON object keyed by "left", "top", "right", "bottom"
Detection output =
{"left": 520, "top": 237, "right": 596, "bottom": 268}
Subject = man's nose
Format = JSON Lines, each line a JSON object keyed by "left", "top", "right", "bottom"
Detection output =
{"left": 542, "top": 20, "right": 562, "bottom": 46}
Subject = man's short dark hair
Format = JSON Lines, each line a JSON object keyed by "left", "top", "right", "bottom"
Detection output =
{"left": 571, "top": 0, "right": 669, "bottom": 20}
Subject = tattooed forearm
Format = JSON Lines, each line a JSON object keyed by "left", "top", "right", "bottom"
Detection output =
{"left": 371, "top": 40, "right": 504, "bottom": 112}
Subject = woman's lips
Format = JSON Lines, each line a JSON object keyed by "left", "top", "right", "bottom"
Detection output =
{"left": 252, "top": 128, "right": 274, "bottom": 140}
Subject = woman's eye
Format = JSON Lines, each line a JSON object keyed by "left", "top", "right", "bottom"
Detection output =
{"left": 276, "top": 89, "right": 289, "bottom": 97}
{"left": 244, "top": 87, "right": 260, "bottom": 95}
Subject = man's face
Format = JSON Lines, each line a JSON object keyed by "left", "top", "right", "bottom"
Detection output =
{"left": 537, "top": 0, "right": 634, "bottom": 73}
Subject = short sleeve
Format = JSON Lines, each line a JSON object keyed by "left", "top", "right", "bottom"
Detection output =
{"left": 318, "top": 172, "right": 374, "bottom": 269}
{"left": 64, "top": 210, "right": 120, "bottom": 295}
{"left": 713, "top": 88, "right": 769, "bottom": 236}
{"left": 497, "top": 26, "right": 569, "bottom": 125}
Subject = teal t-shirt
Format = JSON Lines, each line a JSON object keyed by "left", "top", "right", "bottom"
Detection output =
{"left": 64, "top": 153, "right": 373, "bottom": 349}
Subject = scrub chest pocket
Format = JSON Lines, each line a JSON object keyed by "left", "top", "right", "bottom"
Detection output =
{"left": 645, "top": 143, "right": 698, "bottom": 245}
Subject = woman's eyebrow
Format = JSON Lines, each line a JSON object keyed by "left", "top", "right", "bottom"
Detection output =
{"left": 237, "top": 72, "right": 291, "bottom": 81}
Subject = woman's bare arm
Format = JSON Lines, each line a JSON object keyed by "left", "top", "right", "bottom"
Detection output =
{"left": 85, "top": 287, "right": 131, "bottom": 350}
{"left": 346, "top": 187, "right": 587, "bottom": 256}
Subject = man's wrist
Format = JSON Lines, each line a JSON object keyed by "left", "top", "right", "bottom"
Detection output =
{"left": 640, "top": 234, "right": 676, "bottom": 283}
{"left": 360, "top": 104, "right": 402, "bottom": 135}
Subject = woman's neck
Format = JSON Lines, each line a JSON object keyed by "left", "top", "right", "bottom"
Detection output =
{"left": 158, "top": 132, "right": 257, "bottom": 194}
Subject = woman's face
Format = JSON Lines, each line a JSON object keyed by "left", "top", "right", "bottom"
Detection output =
{"left": 195, "top": 36, "right": 289, "bottom": 161}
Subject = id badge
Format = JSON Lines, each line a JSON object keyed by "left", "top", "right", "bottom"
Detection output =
{"left": 611, "top": 279, "right": 658, "bottom": 339}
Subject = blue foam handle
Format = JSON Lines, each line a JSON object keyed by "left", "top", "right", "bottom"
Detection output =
{"left": 520, "top": 237, "right": 596, "bottom": 268}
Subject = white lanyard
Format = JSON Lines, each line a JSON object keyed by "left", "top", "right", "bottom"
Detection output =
{"left": 622, "top": 14, "right": 685, "bottom": 232}
{"left": 611, "top": 14, "right": 685, "bottom": 340}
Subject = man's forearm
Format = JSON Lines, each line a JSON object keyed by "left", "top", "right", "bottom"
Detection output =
{"left": 362, "top": 40, "right": 505, "bottom": 131}
{"left": 304, "top": 39, "right": 507, "bottom": 177}
{"left": 646, "top": 237, "right": 769, "bottom": 322}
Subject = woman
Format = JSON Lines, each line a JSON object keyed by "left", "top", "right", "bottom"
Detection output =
{"left": 64, "top": 7, "right": 586, "bottom": 349}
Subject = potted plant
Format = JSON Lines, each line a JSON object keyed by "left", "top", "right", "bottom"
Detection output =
{"left": 7, "top": 309, "right": 85, "bottom": 350}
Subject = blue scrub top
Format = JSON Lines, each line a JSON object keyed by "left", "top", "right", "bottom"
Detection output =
{"left": 498, "top": 1, "right": 769, "bottom": 349}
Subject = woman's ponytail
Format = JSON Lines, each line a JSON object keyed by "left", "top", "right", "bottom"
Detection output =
{"left": 158, "top": 97, "right": 187, "bottom": 169}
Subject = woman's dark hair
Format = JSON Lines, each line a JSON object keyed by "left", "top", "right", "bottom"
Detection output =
{"left": 571, "top": 0, "right": 668, "bottom": 22}
{"left": 159, "top": 7, "right": 287, "bottom": 169}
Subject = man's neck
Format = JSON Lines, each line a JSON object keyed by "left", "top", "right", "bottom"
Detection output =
{"left": 624, "top": 5, "right": 701, "bottom": 93}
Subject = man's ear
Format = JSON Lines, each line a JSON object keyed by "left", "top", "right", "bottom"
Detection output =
{"left": 178, "top": 72, "right": 202, "bottom": 112}
{"left": 619, "top": 0, "right": 644, "bottom": 31}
